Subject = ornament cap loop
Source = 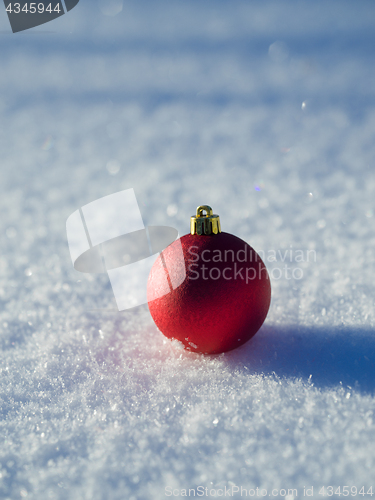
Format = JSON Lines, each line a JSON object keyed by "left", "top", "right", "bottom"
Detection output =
{"left": 190, "top": 205, "right": 221, "bottom": 235}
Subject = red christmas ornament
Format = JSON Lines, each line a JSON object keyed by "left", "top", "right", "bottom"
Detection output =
{"left": 147, "top": 205, "right": 271, "bottom": 354}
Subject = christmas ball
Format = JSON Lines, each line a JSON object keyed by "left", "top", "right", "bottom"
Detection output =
{"left": 147, "top": 205, "right": 271, "bottom": 354}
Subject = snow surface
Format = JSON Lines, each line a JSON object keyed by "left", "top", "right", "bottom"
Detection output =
{"left": 1, "top": 1, "right": 375, "bottom": 498}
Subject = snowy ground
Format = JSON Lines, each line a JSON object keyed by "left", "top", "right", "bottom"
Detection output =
{"left": 1, "top": 1, "right": 375, "bottom": 499}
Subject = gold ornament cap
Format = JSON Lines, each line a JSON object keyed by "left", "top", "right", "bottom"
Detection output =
{"left": 190, "top": 205, "right": 221, "bottom": 235}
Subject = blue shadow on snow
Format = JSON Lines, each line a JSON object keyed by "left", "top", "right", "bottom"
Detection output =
{"left": 226, "top": 325, "right": 375, "bottom": 395}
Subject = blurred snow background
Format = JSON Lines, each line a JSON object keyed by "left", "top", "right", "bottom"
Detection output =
{"left": 1, "top": 0, "right": 375, "bottom": 498}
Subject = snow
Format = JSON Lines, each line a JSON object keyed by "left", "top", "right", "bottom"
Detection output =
{"left": 1, "top": 1, "right": 375, "bottom": 498}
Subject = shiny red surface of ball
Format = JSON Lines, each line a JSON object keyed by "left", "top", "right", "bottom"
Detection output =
{"left": 147, "top": 232, "right": 271, "bottom": 354}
